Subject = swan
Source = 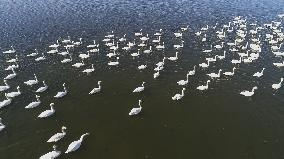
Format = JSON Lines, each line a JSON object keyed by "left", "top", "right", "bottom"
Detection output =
{"left": 108, "top": 57, "right": 119, "bottom": 66}
{"left": 207, "top": 69, "right": 222, "bottom": 78}
{"left": 201, "top": 25, "right": 209, "bottom": 31}
{"left": 133, "top": 82, "right": 145, "bottom": 93}
{"left": 72, "top": 60, "right": 85, "bottom": 68}
{"left": 24, "top": 74, "right": 38, "bottom": 86}
{"left": 65, "top": 133, "right": 90, "bottom": 154}
{"left": 167, "top": 52, "right": 178, "bottom": 61}
{"left": 0, "top": 93, "right": 12, "bottom": 109}
{"left": 195, "top": 31, "right": 202, "bottom": 36}
{"left": 172, "top": 88, "right": 186, "bottom": 100}
{"left": 199, "top": 60, "right": 210, "bottom": 68}
{"left": 156, "top": 57, "right": 166, "bottom": 67}
{"left": 54, "top": 83, "right": 67, "bottom": 98}
{"left": 153, "top": 70, "right": 160, "bottom": 79}
{"left": 173, "top": 41, "right": 184, "bottom": 49}
{"left": 174, "top": 32, "right": 182, "bottom": 38}
{"left": 73, "top": 38, "right": 83, "bottom": 46}
{"left": 7, "top": 55, "right": 18, "bottom": 63}
{"left": 110, "top": 42, "right": 119, "bottom": 51}
{"left": 0, "top": 118, "right": 5, "bottom": 132}
{"left": 138, "top": 64, "right": 147, "bottom": 70}
{"left": 106, "top": 51, "right": 117, "bottom": 58}
{"left": 131, "top": 49, "right": 140, "bottom": 57}
{"left": 253, "top": 68, "right": 265, "bottom": 77}
{"left": 6, "top": 86, "right": 21, "bottom": 98}
{"left": 4, "top": 68, "right": 17, "bottom": 80}
{"left": 47, "top": 48, "right": 58, "bottom": 54}
{"left": 206, "top": 55, "right": 218, "bottom": 62}
{"left": 58, "top": 49, "right": 69, "bottom": 56}
{"left": 134, "top": 29, "right": 143, "bottom": 36}
{"left": 36, "top": 81, "right": 48, "bottom": 93}
{"left": 89, "top": 81, "right": 102, "bottom": 94}
{"left": 119, "top": 34, "right": 126, "bottom": 42}
{"left": 38, "top": 103, "right": 55, "bottom": 118}
{"left": 218, "top": 51, "right": 226, "bottom": 60}
{"left": 197, "top": 80, "right": 210, "bottom": 91}
{"left": 25, "top": 95, "right": 41, "bottom": 109}
{"left": 5, "top": 62, "right": 19, "bottom": 71}
{"left": 62, "top": 36, "right": 71, "bottom": 44}
{"left": 177, "top": 73, "right": 189, "bottom": 86}
{"left": 214, "top": 42, "right": 224, "bottom": 49}
{"left": 27, "top": 49, "right": 39, "bottom": 57}
{"left": 61, "top": 54, "right": 72, "bottom": 63}
{"left": 273, "top": 61, "right": 284, "bottom": 67}
{"left": 223, "top": 67, "right": 236, "bottom": 76}
{"left": 238, "top": 50, "right": 249, "bottom": 57}
{"left": 272, "top": 78, "right": 283, "bottom": 90}
{"left": 35, "top": 53, "right": 46, "bottom": 62}
{"left": 181, "top": 25, "right": 189, "bottom": 31}
{"left": 129, "top": 100, "right": 142, "bottom": 116}
{"left": 47, "top": 126, "right": 67, "bottom": 143}
{"left": 154, "top": 65, "right": 164, "bottom": 71}
{"left": 152, "top": 36, "right": 161, "bottom": 43}
{"left": 3, "top": 46, "right": 16, "bottom": 54}
{"left": 188, "top": 66, "right": 196, "bottom": 76}
{"left": 156, "top": 42, "right": 165, "bottom": 50}
{"left": 87, "top": 40, "right": 99, "bottom": 48}
{"left": 202, "top": 45, "right": 212, "bottom": 53}
{"left": 231, "top": 57, "right": 242, "bottom": 64}
{"left": 154, "top": 29, "right": 163, "bottom": 36}
{"left": 0, "top": 80, "right": 10, "bottom": 92}
{"left": 240, "top": 86, "right": 257, "bottom": 97}
{"left": 39, "top": 145, "right": 61, "bottom": 159}
{"left": 202, "top": 34, "right": 207, "bottom": 42}
{"left": 79, "top": 52, "right": 90, "bottom": 59}
{"left": 82, "top": 64, "right": 95, "bottom": 74}
{"left": 49, "top": 40, "right": 60, "bottom": 48}
{"left": 140, "top": 34, "right": 149, "bottom": 41}
{"left": 143, "top": 46, "right": 152, "bottom": 54}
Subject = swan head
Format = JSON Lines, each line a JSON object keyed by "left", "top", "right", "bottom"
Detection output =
{"left": 233, "top": 67, "right": 236, "bottom": 70}
{"left": 98, "top": 81, "right": 102, "bottom": 84}
{"left": 63, "top": 83, "right": 66, "bottom": 87}
{"left": 207, "top": 80, "right": 211, "bottom": 83}
{"left": 17, "top": 86, "right": 20, "bottom": 90}
{"left": 253, "top": 86, "right": 258, "bottom": 90}
{"left": 281, "top": 78, "right": 284, "bottom": 82}
{"left": 50, "top": 103, "right": 55, "bottom": 106}
{"left": 182, "top": 88, "right": 186, "bottom": 91}
{"left": 52, "top": 145, "right": 58, "bottom": 150}
{"left": 61, "top": 126, "right": 67, "bottom": 131}
{"left": 36, "top": 95, "right": 40, "bottom": 99}
{"left": 117, "top": 57, "right": 119, "bottom": 60}
{"left": 138, "top": 100, "right": 142, "bottom": 105}
{"left": 142, "top": 81, "right": 146, "bottom": 84}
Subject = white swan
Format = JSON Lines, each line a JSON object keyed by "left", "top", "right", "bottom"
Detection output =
{"left": 143, "top": 46, "right": 152, "bottom": 54}
{"left": 89, "top": 81, "right": 102, "bottom": 94}
{"left": 65, "top": 133, "right": 90, "bottom": 154}
{"left": 207, "top": 69, "right": 222, "bottom": 78}
{"left": 253, "top": 68, "right": 265, "bottom": 77}
{"left": 38, "top": 103, "right": 55, "bottom": 118}
{"left": 167, "top": 52, "right": 178, "bottom": 61}
{"left": 47, "top": 48, "right": 58, "bottom": 54}
{"left": 4, "top": 68, "right": 17, "bottom": 80}
{"left": 87, "top": 40, "right": 99, "bottom": 48}
{"left": 6, "top": 86, "right": 21, "bottom": 98}
{"left": 188, "top": 66, "right": 196, "bottom": 76}
{"left": 218, "top": 51, "right": 226, "bottom": 60}
{"left": 5, "top": 62, "right": 19, "bottom": 71}
{"left": 3, "top": 46, "right": 16, "bottom": 54}
{"left": 197, "top": 80, "right": 210, "bottom": 91}
{"left": 54, "top": 83, "right": 67, "bottom": 98}
{"left": 0, "top": 118, "right": 5, "bottom": 132}
{"left": 25, "top": 95, "right": 41, "bottom": 109}
{"left": 82, "top": 64, "right": 95, "bottom": 74}
{"left": 49, "top": 40, "right": 60, "bottom": 48}
{"left": 174, "top": 32, "right": 182, "bottom": 38}
{"left": 156, "top": 57, "right": 166, "bottom": 67}
{"left": 156, "top": 42, "right": 165, "bottom": 50}
{"left": 133, "top": 82, "right": 145, "bottom": 93}
{"left": 108, "top": 57, "right": 119, "bottom": 66}
{"left": 36, "top": 81, "right": 48, "bottom": 93}
{"left": 35, "top": 53, "right": 46, "bottom": 62}
{"left": 240, "top": 86, "right": 257, "bottom": 97}
{"left": 172, "top": 88, "right": 186, "bottom": 100}
{"left": 0, "top": 80, "right": 10, "bottom": 92}
{"left": 231, "top": 57, "right": 242, "bottom": 64}
{"left": 272, "top": 78, "right": 283, "bottom": 90}
{"left": 61, "top": 54, "right": 72, "bottom": 63}
{"left": 47, "top": 126, "right": 67, "bottom": 143}
{"left": 24, "top": 74, "right": 38, "bottom": 86}
{"left": 0, "top": 93, "right": 12, "bottom": 109}
{"left": 129, "top": 100, "right": 142, "bottom": 116}
{"left": 131, "top": 49, "right": 140, "bottom": 57}
{"left": 206, "top": 55, "right": 218, "bottom": 62}
{"left": 138, "top": 64, "right": 147, "bottom": 70}
{"left": 177, "top": 73, "right": 189, "bottom": 86}
{"left": 27, "top": 49, "right": 39, "bottom": 57}
{"left": 273, "top": 61, "right": 284, "bottom": 67}
{"left": 153, "top": 70, "right": 160, "bottom": 79}
{"left": 202, "top": 45, "right": 212, "bottom": 53}
{"left": 140, "top": 34, "right": 149, "bottom": 41}
{"left": 7, "top": 55, "right": 18, "bottom": 63}
{"left": 39, "top": 145, "right": 61, "bottom": 159}
{"left": 223, "top": 67, "right": 236, "bottom": 76}
{"left": 72, "top": 60, "right": 85, "bottom": 68}
{"left": 79, "top": 52, "right": 90, "bottom": 59}
{"left": 173, "top": 41, "right": 184, "bottom": 49}
{"left": 199, "top": 60, "right": 210, "bottom": 68}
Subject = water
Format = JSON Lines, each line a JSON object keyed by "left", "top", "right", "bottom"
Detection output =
{"left": 1, "top": 0, "right": 284, "bottom": 158}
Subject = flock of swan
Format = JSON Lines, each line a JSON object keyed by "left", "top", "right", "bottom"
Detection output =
{"left": 0, "top": 14, "right": 284, "bottom": 158}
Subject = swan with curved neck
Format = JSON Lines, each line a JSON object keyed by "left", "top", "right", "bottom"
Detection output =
{"left": 272, "top": 78, "right": 283, "bottom": 90}
{"left": 24, "top": 74, "right": 38, "bottom": 86}
{"left": 129, "top": 100, "right": 142, "bottom": 115}
{"left": 25, "top": 95, "right": 41, "bottom": 109}
{"left": 4, "top": 68, "right": 17, "bottom": 80}
{"left": 54, "top": 83, "right": 67, "bottom": 98}
{"left": 65, "top": 133, "right": 90, "bottom": 154}
{"left": 172, "top": 88, "right": 186, "bottom": 100}
{"left": 39, "top": 145, "right": 61, "bottom": 159}
{"left": 240, "top": 86, "right": 258, "bottom": 97}
{"left": 253, "top": 68, "right": 265, "bottom": 77}
{"left": 89, "top": 81, "right": 102, "bottom": 94}
{"left": 0, "top": 118, "right": 5, "bottom": 132}
{"left": 6, "top": 86, "right": 21, "bottom": 98}
{"left": 38, "top": 103, "right": 55, "bottom": 118}
{"left": 47, "top": 126, "right": 67, "bottom": 143}
{"left": 0, "top": 80, "right": 10, "bottom": 92}
{"left": 0, "top": 93, "right": 12, "bottom": 109}
{"left": 133, "top": 82, "right": 145, "bottom": 93}
{"left": 36, "top": 81, "right": 48, "bottom": 93}
{"left": 177, "top": 73, "right": 190, "bottom": 86}
{"left": 197, "top": 80, "right": 210, "bottom": 91}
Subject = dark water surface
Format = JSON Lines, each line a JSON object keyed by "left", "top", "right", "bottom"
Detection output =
{"left": 0, "top": 0, "right": 284, "bottom": 159}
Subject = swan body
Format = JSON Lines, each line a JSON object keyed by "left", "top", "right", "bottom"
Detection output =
{"left": 240, "top": 86, "right": 257, "bottom": 97}
{"left": 0, "top": 80, "right": 10, "bottom": 92}
{"left": 207, "top": 69, "right": 222, "bottom": 78}
{"left": 5, "top": 62, "right": 19, "bottom": 71}
{"left": 47, "top": 126, "right": 67, "bottom": 143}
{"left": 72, "top": 60, "right": 85, "bottom": 68}
{"left": 253, "top": 68, "right": 265, "bottom": 77}
{"left": 0, "top": 118, "right": 5, "bottom": 132}
{"left": 199, "top": 61, "right": 210, "bottom": 68}
{"left": 172, "top": 88, "right": 186, "bottom": 100}
{"left": 153, "top": 70, "right": 160, "bottom": 79}
{"left": 3, "top": 46, "right": 16, "bottom": 54}
{"left": 24, "top": 74, "right": 38, "bottom": 86}
{"left": 61, "top": 55, "right": 72, "bottom": 63}
{"left": 108, "top": 57, "right": 119, "bottom": 66}
{"left": 0, "top": 94, "right": 12, "bottom": 109}
{"left": 39, "top": 145, "right": 61, "bottom": 159}
{"left": 65, "top": 133, "right": 90, "bottom": 154}
{"left": 47, "top": 49, "right": 58, "bottom": 54}
{"left": 82, "top": 64, "right": 95, "bottom": 74}
{"left": 197, "top": 80, "right": 210, "bottom": 91}
{"left": 188, "top": 66, "right": 196, "bottom": 75}
{"left": 133, "top": 82, "right": 145, "bottom": 93}
{"left": 38, "top": 103, "right": 55, "bottom": 118}
{"left": 143, "top": 46, "right": 152, "bottom": 54}
{"left": 6, "top": 86, "right": 21, "bottom": 98}
{"left": 167, "top": 52, "right": 178, "bottom": 61}
{"left": 25, "top": 95, "right": 41, "bottom": 109}
{"left": 89, "top": 81, "right": 102, "bottom": 94}
{"left": 27, "top": 49, "right": 39, "bottom": 57}
{"left": 4, "top": 68, "right": 17, "bottom": 80}
{"left": 138, "top": 64, "right": 147, "bottom": 70}
{"left": 36, "top": 81, "right": 48, "bottom": 93}
{"left": 129, "top": 100, "right": 142, "bottom": 116}
{"left": 54, "top": 83, "right": 67, "bottom": 98}
{"left": 177, "top": 73, "right": 189, "bottom": 86}
{"left": 272, "top": 78, "right": 283, "bottom": 90}
{"left": 7, "top": 55, "right": 18, "bottom": 63}
{"left": 223, "top": 67, "right": 236, "bottom": 76}
{"left": 35, "top": 53, "right": 46, "bottom": 61}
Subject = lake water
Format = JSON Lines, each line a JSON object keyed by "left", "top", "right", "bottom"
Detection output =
{"left": 0, "top": 0, "right": 284, "bottom": 158}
